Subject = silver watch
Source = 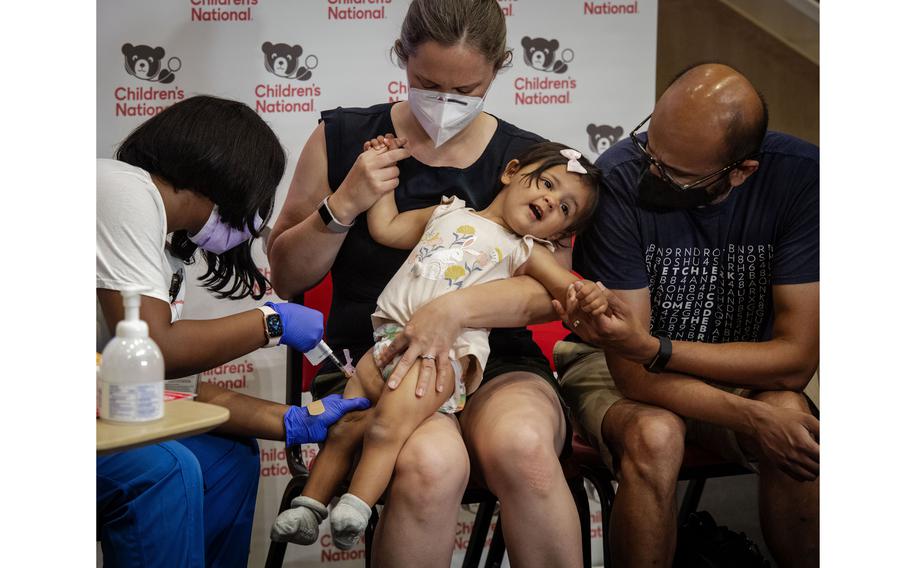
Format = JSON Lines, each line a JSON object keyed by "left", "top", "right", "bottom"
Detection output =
{"left": 318, "top": 196, "right": 354, "bottom": 233}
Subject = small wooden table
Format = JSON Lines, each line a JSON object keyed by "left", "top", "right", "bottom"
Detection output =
{"left": 96, "top": 400, "right": 230, "bottom": 455}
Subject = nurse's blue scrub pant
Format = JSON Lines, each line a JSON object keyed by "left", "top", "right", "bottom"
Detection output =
{"left": 97, "top": 433, "right": 260, "bottom": 567}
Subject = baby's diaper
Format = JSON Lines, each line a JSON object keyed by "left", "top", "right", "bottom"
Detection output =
{"left": 372, "top": 323, "right": 466, "bottom": 413}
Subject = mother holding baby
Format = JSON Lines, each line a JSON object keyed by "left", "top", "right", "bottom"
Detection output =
{"left": 267, "top": 1, "right": 583, "bottom": 566}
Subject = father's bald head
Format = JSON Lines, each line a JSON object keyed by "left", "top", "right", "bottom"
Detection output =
{"left": 653, "top": 63, "right": 768, "bottom": 166}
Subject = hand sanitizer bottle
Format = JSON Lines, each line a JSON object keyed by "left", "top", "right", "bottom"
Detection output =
{"left": 100, "top": 288, "right": 164, "bottom": 422}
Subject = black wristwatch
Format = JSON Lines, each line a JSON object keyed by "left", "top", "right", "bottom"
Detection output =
{"left": 644, "top": 333, "right": 672, "bottom": 374}
{"left": 318, "top": 196, "right": 354, "bottom": 233}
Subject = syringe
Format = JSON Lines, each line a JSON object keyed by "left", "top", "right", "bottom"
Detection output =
{"left": 304, "top": 340, "right": 354, "bottom": 379}
{"left": 324, "top": 349, "right": 354, "bottom": 379}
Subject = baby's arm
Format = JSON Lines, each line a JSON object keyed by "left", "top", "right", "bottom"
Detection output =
{"left": 518, "top": 245, "right": 611, "bottom": 317}
{"left": 363, "top": 138, "right": 437, "bottom": 250}
{"left": 367, "top": 191, "right": 437, "bottom": 250}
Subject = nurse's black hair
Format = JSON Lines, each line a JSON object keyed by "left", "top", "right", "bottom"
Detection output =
{"left": 116, "top": 95, "right": 286, "bottom": 300}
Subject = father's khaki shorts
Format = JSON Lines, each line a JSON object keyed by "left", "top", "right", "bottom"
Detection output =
{"left": 554, "top": 340, "right": 819, "bottom": 474}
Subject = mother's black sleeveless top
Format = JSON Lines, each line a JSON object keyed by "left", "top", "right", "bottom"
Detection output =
{"left": 320, "top": 102, "right": 546, "bottom": 370}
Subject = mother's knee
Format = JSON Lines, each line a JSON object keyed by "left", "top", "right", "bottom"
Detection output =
{"left": 392, "top": 431, "right": 469, "bottom": 504}
{"left": 475, "top": 425, "right": 562, "bottom": 496}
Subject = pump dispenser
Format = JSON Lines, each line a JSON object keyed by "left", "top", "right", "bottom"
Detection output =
{"left": 100, "top": 288, "right": 165, "bottom": 422}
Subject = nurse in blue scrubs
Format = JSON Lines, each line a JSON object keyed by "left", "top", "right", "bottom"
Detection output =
{"left": 97, "top": 95, "right": 368, "bottom": 567}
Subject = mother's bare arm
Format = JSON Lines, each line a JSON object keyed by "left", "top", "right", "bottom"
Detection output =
{"left": 267, "top": 123, "right": 409, "bottom": 297}
{"left": 267, "top": 123, "right": 347, "bottom": 297}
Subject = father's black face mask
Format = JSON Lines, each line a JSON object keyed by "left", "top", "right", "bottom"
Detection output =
{"left": 636, "top": 162, "right": 726, "bottom": 210}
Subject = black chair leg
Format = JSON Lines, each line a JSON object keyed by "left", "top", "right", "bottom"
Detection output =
{"left": 581, "top": 468, "right": 615, "bottom": 568}
{"left": 264, "top": 540, "right": 288, "bottom": 568}
{"left": 483, "top": 515, "right": 506, "bottom": 568}
{"left": 601, "top": 481, "right": 616, "bottom": 568}
{"left": 364, "top": 506, "right": 380, "bottom": 568}
{"left": 678, "top": 477, "right": 706, "bottom": 526}
{"left": 463, "top": 501, "right": 495, "bottom": 568}
{"left": 264, "top": 475, "right": 309, "bottom": 568}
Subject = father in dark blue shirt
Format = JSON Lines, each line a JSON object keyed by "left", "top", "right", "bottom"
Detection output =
{"left": 554, "top": 63, "right": 819, "bottom": 567}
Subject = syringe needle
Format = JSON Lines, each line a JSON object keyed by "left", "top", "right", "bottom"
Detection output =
{"left": 327, "top": 351, "right": 353, "bottom": 380}
{"left": 304, "top": 340, "right": 353, "bottom": 379}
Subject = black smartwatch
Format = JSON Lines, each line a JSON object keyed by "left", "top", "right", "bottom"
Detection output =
{"left": 318, "top": 196, "right": 354, "bottom": 233}
{"left": 644, "top": 333, "right": 672, "bottom": 374}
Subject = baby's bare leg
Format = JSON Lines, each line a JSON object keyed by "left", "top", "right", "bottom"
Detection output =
{"left": 350, "top": 358, "right": 457, "bottom": 504}
{"left": 272, "top": 354, "right": 388, "bottom": 546}
{"left": 330, "top": 358, "right": 460, "bottom": 550}
{"left": 302, "top": 353, "right": 385, "bottom": 504}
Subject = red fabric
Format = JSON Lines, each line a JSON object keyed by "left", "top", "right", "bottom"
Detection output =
{"left": 529, "top": 320, "right": 569, "bottom": 371}
{"left": 301, "top": 274, "right": 333, "bottom": 392}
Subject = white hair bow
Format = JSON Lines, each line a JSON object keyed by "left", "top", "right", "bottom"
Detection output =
{"left": 560, "top": 148, "right": 588, "bottom": 174}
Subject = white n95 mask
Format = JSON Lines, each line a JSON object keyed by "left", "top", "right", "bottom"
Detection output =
{"left": 408, "top": 87, "right": 486, "bottom": 148}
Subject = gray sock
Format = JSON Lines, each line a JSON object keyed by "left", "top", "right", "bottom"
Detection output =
{"left": 270, "top": 496, "right": 328, "bottom": 545}
{"left": 330, "top": 493, "right": 373, "bottom": 550}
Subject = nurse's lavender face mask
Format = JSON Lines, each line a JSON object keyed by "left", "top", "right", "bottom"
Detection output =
{"left": 636, "top": 162, "right": 727, "bottom": 210}
{"left": 408, "top": 86, "right": 486, "bottom": 148}
{"left": 189, "top": 205, "right": 263, "bottom": 254}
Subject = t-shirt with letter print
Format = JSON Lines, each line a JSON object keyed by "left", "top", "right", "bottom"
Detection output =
{"left": 572, "top": 132, "right": 818, "bottom": 344}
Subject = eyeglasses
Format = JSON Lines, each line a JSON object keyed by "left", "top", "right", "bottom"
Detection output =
{"left": 629, "top": 114, "right": 752, "bottom": 191}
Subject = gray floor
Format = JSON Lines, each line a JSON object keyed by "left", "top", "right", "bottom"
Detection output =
{"left": 677, "top": 473, "right": 775, "bottom": 566}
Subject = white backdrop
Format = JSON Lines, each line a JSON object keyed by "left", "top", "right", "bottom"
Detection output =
{"left": 97, "top": 1, "right": 656, "bottom": 565}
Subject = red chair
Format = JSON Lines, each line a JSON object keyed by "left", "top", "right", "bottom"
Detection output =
{"left": 528, "top": 319, "right": 568, "bottom": 371}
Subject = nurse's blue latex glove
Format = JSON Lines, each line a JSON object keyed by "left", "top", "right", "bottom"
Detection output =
{"left": 284, "top": 394, "right": 371, "bottom": 445}
{"left": 267, "top": 301, "right": 323, "bottom": 352}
